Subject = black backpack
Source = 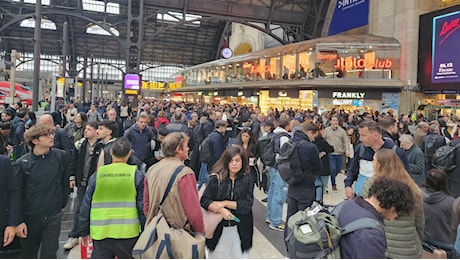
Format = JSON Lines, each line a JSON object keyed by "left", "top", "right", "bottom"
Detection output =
{"left": 199, "top": 132, "right": 218, "bottom": 164}
{"left": 257, "top": 132, "right": 291, "bottom": 166}
{"left": 192, "top": 123, "right": 205, "bottom": 146}
{"left": 276, "top": 140, "right": 309, "bottom": 185}
{"left": 432, "top": 142, "right": 459, "bottom": 172}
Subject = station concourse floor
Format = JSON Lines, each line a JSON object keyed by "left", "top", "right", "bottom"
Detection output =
{"left": 60, "top": 174, "right": 347, "bottom": 259}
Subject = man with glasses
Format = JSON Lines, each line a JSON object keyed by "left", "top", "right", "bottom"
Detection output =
{"left": 38, "top": 114, "right": 73, "bottom": 152}
{"left": 13, "top": 123, "right": 70, "bottom": 258}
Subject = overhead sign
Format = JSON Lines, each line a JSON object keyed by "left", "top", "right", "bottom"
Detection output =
{"left": 328, "top": 0, "right": 369, "bottom": 36}
{"left": 431, "top": 11, "right": 460, "bottom": 83}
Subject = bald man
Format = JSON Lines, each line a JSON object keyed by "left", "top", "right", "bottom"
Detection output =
{"left": 39, "top": 114, "right": 73, "bottom": 151}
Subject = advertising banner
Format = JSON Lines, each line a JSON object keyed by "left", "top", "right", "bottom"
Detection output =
{"left": 431, "top": 11, "right": 460, "bottom": 83}
{"left": 328, "top": 0, "right": 369, "bottom": 36}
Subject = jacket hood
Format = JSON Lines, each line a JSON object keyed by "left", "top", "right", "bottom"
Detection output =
{"left": 273, "top": 127, "right": 289, "bottom": 135}
{"left": 292, "top": 130, "right": 310, "bottom": 142}
{"left": 422, "top": 188, "right": 450, "bottom": 204}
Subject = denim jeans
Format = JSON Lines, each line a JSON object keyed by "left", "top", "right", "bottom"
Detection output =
{"left": 197, "top": 162, "right": 209, "bottom": 190}
{"left": 68, "top": 185, "right": 87, "bottom": 238}
{"left": 266, "top": 167, "right": 287, "bottom": 226}
{"left": 329, "top": 154, "right": 343, "bottom": 186}
{"left": 314, "top": 176, "right": 329, "bottom": 202}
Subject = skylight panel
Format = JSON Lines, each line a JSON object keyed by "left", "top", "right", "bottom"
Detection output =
{"left": 20, "top": 18, "right": 56, "bottom": 30}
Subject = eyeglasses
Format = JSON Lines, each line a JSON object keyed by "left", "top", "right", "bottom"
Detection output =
{"left": 40, "top": 132, "right": 55, "bottom": 138}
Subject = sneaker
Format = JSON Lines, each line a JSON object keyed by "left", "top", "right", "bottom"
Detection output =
{"left": 332, "top": 185, "right": 338, "bottom": 193}
{"left": 269, "top": 223, "right": 285, "bottom": 231}
{"left": 63, "top": 237, "right": 79, "bottom": 250}
{"left": 265, "top": 218, "right": 270, "bottom": 224}
{"left": 261, "top": 197, "right": 268, "bottom": 203}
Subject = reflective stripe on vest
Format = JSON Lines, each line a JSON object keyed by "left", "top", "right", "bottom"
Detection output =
{"left": 90, "top": 163, "right": 140, "bottom": 240}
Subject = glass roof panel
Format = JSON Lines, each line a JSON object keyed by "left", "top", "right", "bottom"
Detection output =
{"left": 20, "top": 18, "right": 56, "bottom": 30}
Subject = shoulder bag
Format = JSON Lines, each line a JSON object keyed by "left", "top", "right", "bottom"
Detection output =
{"left": 198, "top": 173, "right": 224, "bottom": 239}
{"left": 132, "top": 165, "right": 205, "bottom": 259}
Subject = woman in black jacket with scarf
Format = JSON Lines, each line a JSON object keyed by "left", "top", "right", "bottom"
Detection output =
{"left": 200, "top": 145, "right": 254, "bottom": 258}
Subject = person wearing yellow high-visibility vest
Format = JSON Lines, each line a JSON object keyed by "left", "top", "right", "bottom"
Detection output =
{"left": 79, "top": 137, "right": 145, "bottom": 258}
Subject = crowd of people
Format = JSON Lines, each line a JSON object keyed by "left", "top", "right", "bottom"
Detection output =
{"left": 1, "top": 98, "right": 460, "bottom": 259}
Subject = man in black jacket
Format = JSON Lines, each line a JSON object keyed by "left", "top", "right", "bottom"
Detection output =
{"left": 421, "top": 123, "right": 446, "bottom": 172}
{"left": 64, "top": 121, "right": 103, "bottom": 250}
{"left": 197, "top": 120, "right": 227, "bottom": 189}
{"left": 13, "top": 123, "right": 70, "bottom": 258}
{"left": 0, "top": 155, "right": 20, "bottom": 254}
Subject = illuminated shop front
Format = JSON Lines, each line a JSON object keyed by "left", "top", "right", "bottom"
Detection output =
{"left": 173, "top": 34, "right": 404, "bottom": 111}
{"left": 317, "top": 90, "right": 400, "bottom": 115}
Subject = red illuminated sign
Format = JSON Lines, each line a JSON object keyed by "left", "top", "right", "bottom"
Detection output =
{"left": 439, "top": 17, "right": 460, "bottom": 44}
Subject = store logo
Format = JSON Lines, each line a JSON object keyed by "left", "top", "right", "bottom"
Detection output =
{"left": 335, "top": 57, "right": 392, "bottom": 70}
{"left": 439, "top": 17, "right": 460, "bottom": 45}
{"left": 332, "top": 92, "right": 365, "bottom": 99}
{"left": 337, "top": 0, "right": 365, "bottom": 10}
{"left": 278, "top": 91, "right": 288, "bottom": 97}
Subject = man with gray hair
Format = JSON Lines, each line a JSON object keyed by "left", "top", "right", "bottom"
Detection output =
{"left": 413, "top": 122, "right": 429, "bottom": 148}
{"left": 421, "top": 123, "right": 446, "bottom": 172}
{"left": 399, "top": 134, "right": 425, "bottom": 185}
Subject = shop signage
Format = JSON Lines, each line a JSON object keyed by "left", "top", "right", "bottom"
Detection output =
{"left": 269, "top": 89, "right": 299, "bottom": 98}
{"left": 335, "top": 57, "right": 392, "bottom": 70}
{"left": 317, "top": 90, "right": 382, "bottom": 100}
{"left": 332, "top": 92, "right": 365, "bottom": 99}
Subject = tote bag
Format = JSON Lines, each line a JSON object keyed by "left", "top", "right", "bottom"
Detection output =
{"left": 198, "top": 177, "right": 223, "bottom": 239}
{"left": 132, "top": 165, "right": 205, "bottom": 259}
{"left": 132, "top": 212, "right": 205, "bottom": 259}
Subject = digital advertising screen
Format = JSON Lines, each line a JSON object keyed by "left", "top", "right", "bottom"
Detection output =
{"left": 124, "top": 74, "right": 140, "bottom": 90}
{"left": 431, "top": 11, "right": 460, "bottom": 83}
{"left": 123, "top": 73, "right": 140, "bottom": 95}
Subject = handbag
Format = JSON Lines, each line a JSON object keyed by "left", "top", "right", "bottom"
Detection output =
{"left": 132, "top": 165, "right": 205, "bottom": 259}
{"left": 198, "top": 173, "right": 223, "bottom": 239}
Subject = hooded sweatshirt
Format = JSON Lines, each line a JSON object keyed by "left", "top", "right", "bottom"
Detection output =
{"left": 422, "top": 188, "right": 455, "bottom": 244}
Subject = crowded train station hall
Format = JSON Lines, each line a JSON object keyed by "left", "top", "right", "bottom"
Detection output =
{"left": 1, "top": 0, "right": 460, "bottom": 259}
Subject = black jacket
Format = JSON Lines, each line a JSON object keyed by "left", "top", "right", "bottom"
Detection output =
{"left": 447, "top": 139, "right": 460, "bottom": 198}
{"left": 54, "top": 128, "right": 73, "bottom": 152}
{"left": 207, "top": 130, "right": 225, "bottom": 172}
{"left": 200, "top": 173, "right": 254, "bottom": 252}
{"left": 0, "top": 155, "right": 20, "bottom": 250}
{"left": 13, "top": 148, "right": 70, "bottom": 219}
{"left": 289, "top": 131, "right": 322, "bottom": 198}
{"left": 69, "top": 138, "right": 104, "bottom": 187}
{"left": 313, "top": 135, "right": 334, "bottom": 176}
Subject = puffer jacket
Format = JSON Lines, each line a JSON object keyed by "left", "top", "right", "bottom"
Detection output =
{"left": 361, "top": 181, "right": 425, "bottom": 258}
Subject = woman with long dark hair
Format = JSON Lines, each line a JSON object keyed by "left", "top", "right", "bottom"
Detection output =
{"left": 233, "top": 127, "right": 259, "bottom": 187}
{"left": 200, "top": 145, "right": 254, "bottom": 258}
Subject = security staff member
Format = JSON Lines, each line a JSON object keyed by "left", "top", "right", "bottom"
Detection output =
{"left": 79, "top": 137, "right": 145, "bottom": 258}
